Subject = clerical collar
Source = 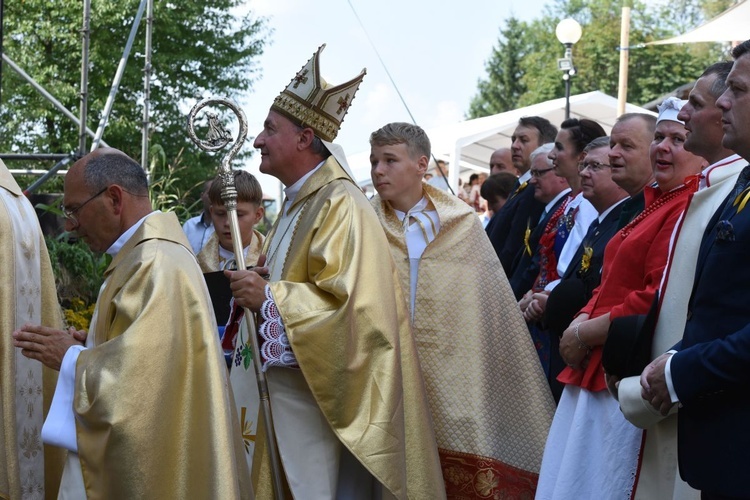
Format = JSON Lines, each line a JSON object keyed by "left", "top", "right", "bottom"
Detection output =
{"left": 218, "top": 243, "right": 250, "bottom": 265}
{"left": 283, "top": 160, "right": 325, "bottom": 215}
{"left": 518, "top": 170, "right": 532, "bottom": 184}
{"left": 106, "top": 211, "right": 156, "bottom": 257}
{"left": 393, "top": 195, "right": 430, "bottom": 219}
{"left": 392, "top": 196, "right": 440, "bottom": 245}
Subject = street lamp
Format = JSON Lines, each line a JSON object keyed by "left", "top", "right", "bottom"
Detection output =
{"left": 556, "top": 18, "right": 582, "bottom": 120}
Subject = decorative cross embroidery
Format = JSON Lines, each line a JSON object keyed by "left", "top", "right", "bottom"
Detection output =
{"left": 292, "top": 69, "right": 309, "bottom": 88}
{"left": 336, "top": 93, "right": 351, "bottom": 115}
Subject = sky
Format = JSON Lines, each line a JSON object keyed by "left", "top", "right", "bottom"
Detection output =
{"left": 237, "top": 0, "right": 551, "bottom": 197}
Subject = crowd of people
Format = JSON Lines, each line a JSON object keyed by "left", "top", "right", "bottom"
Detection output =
{"left": 3, "top": 39, "right": 750, "bottom": 500}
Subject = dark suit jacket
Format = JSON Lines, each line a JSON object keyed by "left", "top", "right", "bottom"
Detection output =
{"left": 562, "top": 200, "right": 626, "bottom": 285}
{"left": 670, "top": 188, "right": 750, "bottom": 497}
{"left": 486, "top": 181, "right": 545, "bottom": 277}
{"left": 509, "top": 193, "right": 568, "bottom": 299}
{"left": 617, "top": 190, "right": 645, "bottom": 229}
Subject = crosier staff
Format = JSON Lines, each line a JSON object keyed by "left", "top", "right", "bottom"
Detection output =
{"left": 187, "top": 98, "right": 284, "bottom": 500}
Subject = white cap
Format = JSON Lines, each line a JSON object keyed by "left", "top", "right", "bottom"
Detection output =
{"left": 656, "top": 97, "right": 687, "bottom": 125}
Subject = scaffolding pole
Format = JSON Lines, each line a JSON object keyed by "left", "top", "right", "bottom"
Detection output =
{"left": 2, "top": 55, "right": 107, "bottom": 147}
{"left": 91, "top": 0, "right": 148, "bottom": 151}
{"left": 141, "top": 0, "right": 153, "bottom": 171}
{"left": 78, "top": 0, "right": 91, "bottom": 156}
{"left": 1, "top": 0, "right": 5, "bottom": 105}
{"left": 23, "top": 156, "right": 74, "bottom": 195}
{"left": 1, "top": 153, "right": 70, "bottom": 161}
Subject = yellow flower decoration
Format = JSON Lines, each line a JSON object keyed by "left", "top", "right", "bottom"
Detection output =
{"left": 580, "top": 246, "right": 593, "bottom": 273}
{"left": 63, "top": 298, "right": 96, "bottom": 331}
{"left": 733, "top": 186, "right": 750, "bottom": 214}
{"left": 524, "top": 224, "right": 532, "bottom": 256}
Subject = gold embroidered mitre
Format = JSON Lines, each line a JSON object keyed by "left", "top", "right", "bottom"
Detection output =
{"left": 271, "top": 44, "right": 366, "bottom": 142}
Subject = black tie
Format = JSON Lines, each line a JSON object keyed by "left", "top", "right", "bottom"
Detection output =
{"left": 584, "top": 218, "right": 600, "bottom": 241}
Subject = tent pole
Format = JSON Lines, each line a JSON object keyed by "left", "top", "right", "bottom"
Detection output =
{"left": 617, "top": 4, "right": 631, "bottom": 117}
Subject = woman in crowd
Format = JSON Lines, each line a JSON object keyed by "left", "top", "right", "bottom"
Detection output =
{"left": 536, "top": 97, "right": 707, "bottom": 499}
{"left": 518, "top": 119, "right": 606, "bottom": 382}
{"left": 533, "top": 119, "right": 605, "bottom": 293}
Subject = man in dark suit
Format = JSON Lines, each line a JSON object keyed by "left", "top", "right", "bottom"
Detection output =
{"left": 509, "top": 143, "right": 570, "bottom": 299}
{"left": 560, "top": 137, "right": 629, "bottom": 286}
{"left": 536, "top": 137, "right": 628, "bottom": 401}
{"left": 608, "top": 113, "right": 657, "bottom": 228}
{"left": 640, "top": 40, "right": 750, "bottom": 498}
{"left": 487, "top": 116, "right": 558, "bottom": 276}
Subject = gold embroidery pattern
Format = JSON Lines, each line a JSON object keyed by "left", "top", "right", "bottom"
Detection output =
{"left": 20, "top": 426, "right": 42, "bottom": 459}
{"left": 21, "top": 469, "right": 44, "bottom": 499}
{"left": 240, "top": 406, "right": 256, "bottom": 454}
{"left": 18, "top": 368, "right": 42, "bottom": 419}
{"left": 292, "top": 68, "right": 309, "bottom": 88}
{"left": 336, "top": 93, "right": 351, "bottom": 115}
{"left": 475, "top": 470, "right": 499, "bottom": 496}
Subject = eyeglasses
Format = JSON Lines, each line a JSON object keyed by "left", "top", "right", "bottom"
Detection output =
{"left": 530, "top": 167, "right": 556, "bottom": 178}
{"left": 578, "top": 161, "right": 611, "bottom": 173}
{"left": 60, "top": 187, "right": 107, "bottom": 223}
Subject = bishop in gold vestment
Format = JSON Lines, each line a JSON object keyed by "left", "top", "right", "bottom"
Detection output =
{"left": 228, "top": 45, "right": 444, "bottom": 499}
{"left": 372, "top": 183, "right": 556, "bottom": 498}
{"left": 0, "top": 161, "right": 63, "bottom": 499}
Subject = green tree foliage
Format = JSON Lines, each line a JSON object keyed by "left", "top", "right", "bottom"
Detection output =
{"left": 468, "top": 17, "right": 529, "bottom": 116}
{"left": 468, "top": 0, "right": 734, "bottom": 118}
{"left": 45, "top": 235, "right": 111, "bottom": 308}
{"left": 1, "top": 0, "right": 268, "bottom": 200}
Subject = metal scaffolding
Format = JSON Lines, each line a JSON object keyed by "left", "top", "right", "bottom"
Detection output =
{"left": 0, "top": 0, "right": 154, "bottom": 193}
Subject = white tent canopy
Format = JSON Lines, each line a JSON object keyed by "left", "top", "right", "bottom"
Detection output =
{"left": 349, "top": 90, "right": 654, "bottom": 187}
{"left": 646, "top": 0, "right": 750, "bottom": 46}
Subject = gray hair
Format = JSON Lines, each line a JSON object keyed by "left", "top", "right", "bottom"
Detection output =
{"left": 84, "top": 152, "right": 148, "bottom": 195}
{"left": 292, "top": 123, "right": 331, "bottom": 158}
{"left": 584, "top": 136, "right": 611, "bottom": 153}
{"left": 529, "top": 143, "right": 555, "bottom": 167}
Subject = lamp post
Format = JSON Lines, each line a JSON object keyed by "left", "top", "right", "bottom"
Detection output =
{"left": 556, "top": 18, "right": 582, "bottom": 120}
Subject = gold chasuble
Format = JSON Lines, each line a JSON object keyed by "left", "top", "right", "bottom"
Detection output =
{"left": 196, "top": 229, "right": 265, "bottom": 273}
{"left": 252, "top": 157, "right": 445, "bottom": 499}
{"left": 73, "top": 212, "right": 250, "bottom": 499}
{"left": 0, "top": 163, "right": 64, "bottom": 499}
{"left": 372, "top": 184, "right": 556, "bottom": 498}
